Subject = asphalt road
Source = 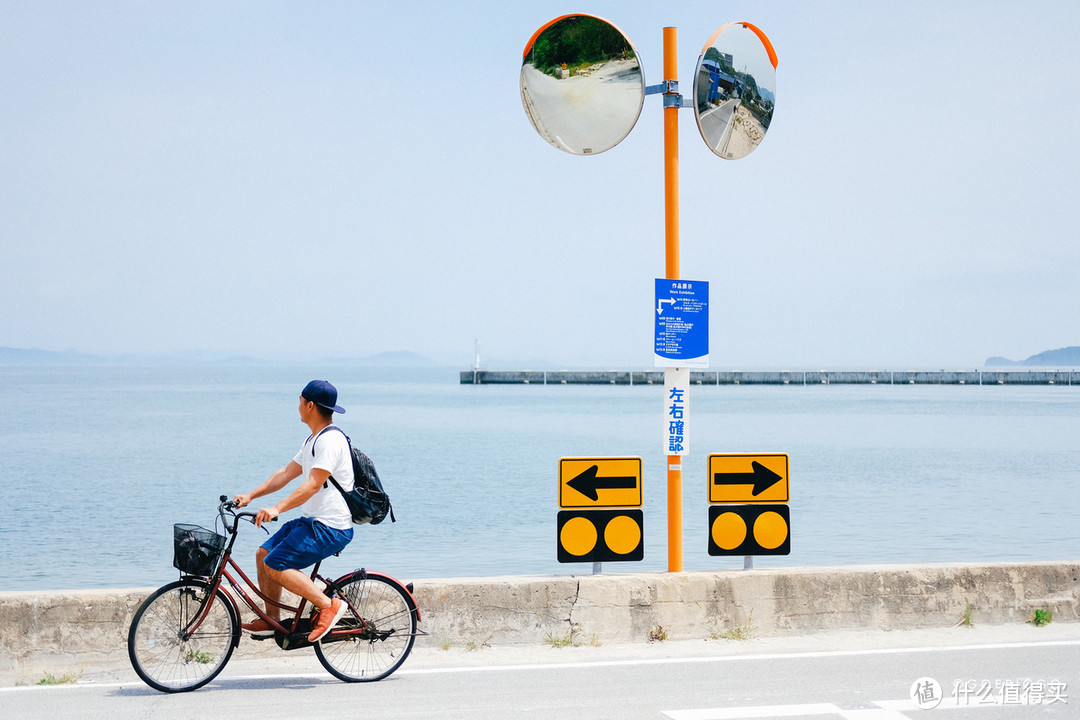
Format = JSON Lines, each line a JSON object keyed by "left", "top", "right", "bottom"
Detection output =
{"left": 520, "top": 61, "right": 642, "bottom": 154}
{"left": 696, "top": 99, "right": 738, "bottom": 153}
{"left": 4, "top": 624, "right": 1077, "bottom": 719}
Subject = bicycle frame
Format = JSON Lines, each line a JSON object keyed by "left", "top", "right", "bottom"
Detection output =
{"left": 176, "top": 515, "right": 322, "bottom": 645}
{"left": 131, "top": 497, "right": 423, "bottom": 693}
{"left": 178, "top": 502, "right": 421, "bottom": 649}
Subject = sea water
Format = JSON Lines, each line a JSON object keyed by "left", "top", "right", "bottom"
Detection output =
{"left": 1, "top": 365, "right": 1077, "bottom": 591}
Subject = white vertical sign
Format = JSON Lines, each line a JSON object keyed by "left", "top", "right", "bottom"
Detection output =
{"left": 664, "top": 367, "right": 689, "bottom": 456}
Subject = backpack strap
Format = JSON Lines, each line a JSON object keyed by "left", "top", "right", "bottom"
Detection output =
{"left": 310, "top": 424, "right": 346, "bottom": 455}
{"left": 310, "top": 425, "right": 350, "bottom": 490}
{"left": 326, "top": 473, "right": 349, "bottom": 495}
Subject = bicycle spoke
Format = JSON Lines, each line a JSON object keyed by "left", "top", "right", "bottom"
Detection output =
{"left": 314, "top": 574, "right": 417, "bottom": 682}
{"left": 128, "top": 580, "right": 237, "bottom": 693}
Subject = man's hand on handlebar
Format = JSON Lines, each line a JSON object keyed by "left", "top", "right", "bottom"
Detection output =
{"left": 254, "top": 506, "right": 280, "bottom": 528}
{"left": 228, "top": 493, "right": 280, "bottom": 528}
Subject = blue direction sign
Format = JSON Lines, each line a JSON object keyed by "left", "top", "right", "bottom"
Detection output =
{"left": 654, "top": 279, "right": 709, "bottom": 368}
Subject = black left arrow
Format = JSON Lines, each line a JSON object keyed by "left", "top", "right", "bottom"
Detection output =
{"left": 567, "top": 465, "right": 638, "bottom": 501}
{"left": 712, "top": 461, "right": 782, "bottom": 496}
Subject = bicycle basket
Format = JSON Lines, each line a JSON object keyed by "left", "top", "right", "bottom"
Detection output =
{"left": 172, "top": 523, "right": 226, "bottom": 576}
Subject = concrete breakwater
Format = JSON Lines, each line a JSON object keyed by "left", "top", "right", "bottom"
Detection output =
{"left": 461, "top": 369, "right": 1080, "bottom": 385}
{"left": 1, "top": 562, "right": 1077, "bottom": 686}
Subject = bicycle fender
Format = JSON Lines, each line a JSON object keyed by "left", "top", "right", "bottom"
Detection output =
{"left": 335, "top": 569, "right": 421, "bottom": 623}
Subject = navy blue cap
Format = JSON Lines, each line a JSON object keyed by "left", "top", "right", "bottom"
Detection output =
{"left": 301, "top": 380, "right": 345, "bottom": 414}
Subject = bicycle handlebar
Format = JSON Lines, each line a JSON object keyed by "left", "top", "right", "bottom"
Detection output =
{"left": 217, "top": 494, "right": 277, "bottom": 535}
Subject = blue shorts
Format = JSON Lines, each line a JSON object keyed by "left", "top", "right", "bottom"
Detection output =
{"left": 261, "top": 517, "right": 353, "bottom": 571}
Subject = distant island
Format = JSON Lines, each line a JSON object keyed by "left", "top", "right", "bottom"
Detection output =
{"left": 986, "top": 346, "right": 1080, "bottom": 367}
{"left": 0, "top": 346, "right": 436, "bottom": 367}
{"left": 5, "top": 344, "right": 1078, "bottom": 369}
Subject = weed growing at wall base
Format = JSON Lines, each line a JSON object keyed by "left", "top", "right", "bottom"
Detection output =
{"left": 1028, "top": 608, "right": 1053, "bottom": 627}
{"left": 545, "top": 631, "right": 573, "bottom": 648}
{"left": 711, "top": 611, "right": 758, "bottom": 640}
{"left": 37, "top": 673, "right": 77, "bottom": 685}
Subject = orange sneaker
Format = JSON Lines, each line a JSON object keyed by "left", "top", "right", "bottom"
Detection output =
{"left": 241, "top": 617, "right": 276, "bottom": 638}
{"left": 308, "top": 598, "right": 347, "bottom": 643}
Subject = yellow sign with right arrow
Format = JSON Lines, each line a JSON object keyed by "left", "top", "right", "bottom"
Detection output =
{"left": 708, "top": 453, "right": 789, "bottom": 504}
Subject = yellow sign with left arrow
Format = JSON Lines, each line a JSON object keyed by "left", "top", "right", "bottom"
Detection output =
{"left": 559, "top": 457, "right": 642, "bottom": 509}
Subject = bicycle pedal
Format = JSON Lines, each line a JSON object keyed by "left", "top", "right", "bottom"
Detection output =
{"left": 284, "top": 631, "right": 312, "bottom": 647}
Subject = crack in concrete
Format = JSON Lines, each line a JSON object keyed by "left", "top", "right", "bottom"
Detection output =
{"left": 565, "top": 579, "right": 581, "bottom": 637}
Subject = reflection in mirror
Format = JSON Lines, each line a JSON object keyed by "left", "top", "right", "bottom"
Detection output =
{"left": 693, "top": 22, "right": 777, "bottom": 160}
{"left": 520, "top": 14, "right": 644, "bottom": 155}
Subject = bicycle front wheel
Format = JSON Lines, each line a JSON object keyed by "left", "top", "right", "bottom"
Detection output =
{"left": 128, "top": 579, "right": 239, "bottom": 693}
{"left": 314, "top": 572, "right": 418, "bottom": 682}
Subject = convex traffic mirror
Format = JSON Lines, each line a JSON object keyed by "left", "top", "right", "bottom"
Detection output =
{"left": 520, "top": 14, "right": 644, "bottom": 155}
{"left": 693, "top": 22, "right": 778, "bottom": 159}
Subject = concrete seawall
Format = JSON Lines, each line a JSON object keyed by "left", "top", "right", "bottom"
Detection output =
{"left": 1, "top": 562, "right": 1077, "bottom": 686}
{"left": 460, "top": 370, "right": 1080, "bottom": 385}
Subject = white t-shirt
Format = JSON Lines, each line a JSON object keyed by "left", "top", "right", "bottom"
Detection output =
{"left": 292, "top": 426, "right": 354, "bottom": 531}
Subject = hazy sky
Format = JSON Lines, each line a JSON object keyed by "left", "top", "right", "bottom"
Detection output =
{"left": 3, "top": 1, "right": 1077, "bottom": 368}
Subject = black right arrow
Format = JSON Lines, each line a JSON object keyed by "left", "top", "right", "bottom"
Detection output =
{"left": 567, "top": 464, "right": 638, "bottom": 501}
{"left": 713, "top": 461, "right": 783, "bottom": 496}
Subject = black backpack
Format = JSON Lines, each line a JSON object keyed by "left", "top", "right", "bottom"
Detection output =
{"left": 312, "top": 426, "right": 395, "bottom": 525}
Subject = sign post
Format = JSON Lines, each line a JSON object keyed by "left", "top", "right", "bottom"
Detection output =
{"left": 521, "top": 16, "right": 778, "bottom": 575}
{"left": 661, "top": 27, "right": 683, "bottom": 573}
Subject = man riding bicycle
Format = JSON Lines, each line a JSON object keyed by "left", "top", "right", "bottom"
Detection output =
{"left": 233, "top": 380, "right": 354, "bottom": 643}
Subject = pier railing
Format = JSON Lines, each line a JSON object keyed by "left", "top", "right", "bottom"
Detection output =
{"left": 460, "top": 370, "right": 1078, "bottom": 386}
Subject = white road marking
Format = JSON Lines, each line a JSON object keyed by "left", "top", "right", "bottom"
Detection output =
{"left": 663, "top": 703, "right": 841, "bottom": 719}
{"left": 3, "top": 639, "right": 1077, "bottom": 694}
{"left": 665, "top": 695, "right": 1062, "bottom": 719}
{"left": 662, "top": 703, "right": 911, "bottom": 719}
{"left": 399, "top": 639, "right": 1080, "bottom": 674}
{"left": 839, "top": 708, "right": 911, "bottom": 720}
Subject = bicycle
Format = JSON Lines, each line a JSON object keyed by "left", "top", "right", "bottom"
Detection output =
{"left": 127, "top": 496, "right": 422, "bottom": 693}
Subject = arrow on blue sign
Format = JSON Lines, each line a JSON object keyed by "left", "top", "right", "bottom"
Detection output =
{"left": 654, "top": 278, "right": 709, "bottom": 368}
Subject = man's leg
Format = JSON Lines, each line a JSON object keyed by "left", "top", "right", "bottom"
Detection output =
{"left": 263, "top": 565, "right": 332, "bottom": 612}
{"left": 258, "top": 518, "right": 353, "bottom": 641}
{"left": 255, "top": 546, "right": 285, "bottom": 620}
{"left": 258, "top": 518, "right": 349, "bottom": 614}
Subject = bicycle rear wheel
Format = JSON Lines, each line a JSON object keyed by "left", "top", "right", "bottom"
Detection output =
{"left": 128, "top": 579, "right": 238, "bottom": 692}
{"left": 314, "top": 572, "right": 418, "bottom": 682}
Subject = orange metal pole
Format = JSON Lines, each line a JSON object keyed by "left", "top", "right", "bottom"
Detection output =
{"left": 663, "top": 27, "right": 680, "bottom": 280}
{"left": 663, "top": 26, "right": 683, "bottom": 573}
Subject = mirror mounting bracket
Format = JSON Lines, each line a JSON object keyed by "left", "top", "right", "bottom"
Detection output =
{"left": 662, "top": 93, "right": 691, "bottom": 109}
{"left": 647, "top": 81, "right": 691, "bottom": 108}
{"left": 646, "top": 81, "right": 679, "bottom": 96}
